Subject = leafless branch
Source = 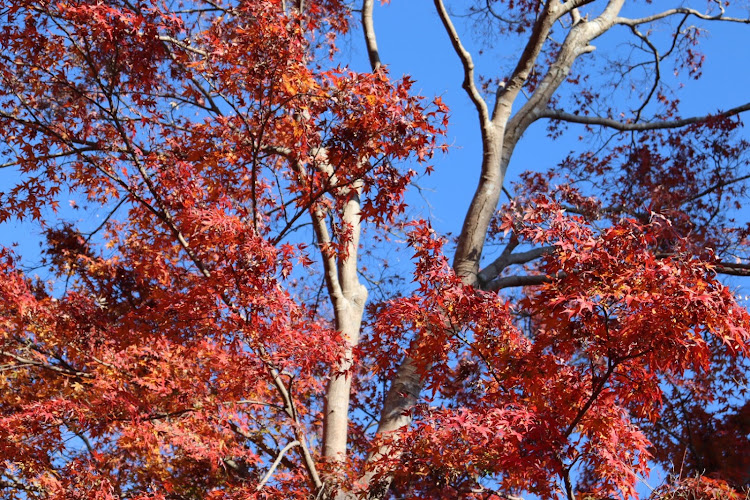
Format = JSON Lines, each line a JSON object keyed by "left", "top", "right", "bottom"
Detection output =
{"left": 478, "top": 244, "right": 555, "bottom": 288}
{"left": 0, "top": 350, "right": 93, "bottom": 379}
{"left": 616, "top": 8, "right": 750, "bottom": 27}
{"left": 487, "top": 272, "right": 557, "bottom": 291}
{"left": 493, "top": 0, "right": 563, "bottom": 126}
{"left": 628, "top": 24, "right": 661, "bottom": 122}
{"left": 256, "top": 440, "right": 301, "bottom": 491}
{"left": 433, "top": 0, "right": 490, "bottom": 128}
{"left": 715, "top": 261, "right": 750, "bottom": 277}
{"left": 537, "top": 101, "right": 750, "bottom": 131}
{"left": 157, "top": 35, "right": 208, "bottom": 57}
{"left": 685, "top": 172, "right": 750, "bottom": 204}
{"left": 0, "top": 147, "right": 98, "bottom": 169}
{"left": 362, "top": 0, "right": 381, "bottom": 71}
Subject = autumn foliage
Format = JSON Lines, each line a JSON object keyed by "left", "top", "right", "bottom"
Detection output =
{"left": 1, "top": 1, "right": 749, "bottom": 499}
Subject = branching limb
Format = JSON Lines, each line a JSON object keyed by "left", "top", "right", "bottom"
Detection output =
{"left": 322, "top": 174, "right": 368, "bottom": 460}
{"left": 502, "top": 0, "right": 625, "bottom": 151}
{"left": 284, "top": 151, "right": 367, "bottom": 468}
{"left": 228, "top": 422, "right": 297, "bottom": 471}
{"left": 477, "top": 234, "right": 520, "bottom": 286}
{"left": 492, "top": 0, "right": 563, "bottom": 126}
{"left": 477, "top": 243, "right": 555, "bottom": 289}
{"left": 628, "top": 24, "right": 661, "bottom": 122}
{"left": 288, "top": 154, "right": 367, "bottom": 464}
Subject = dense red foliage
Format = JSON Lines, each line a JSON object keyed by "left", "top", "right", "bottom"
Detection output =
{"left": 0, "top": 1, "right": 749, "bottom": 499}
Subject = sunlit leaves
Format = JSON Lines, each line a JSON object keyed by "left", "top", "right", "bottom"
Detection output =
{"left": 0, "top": 0, "right": 442, "bottom": 496}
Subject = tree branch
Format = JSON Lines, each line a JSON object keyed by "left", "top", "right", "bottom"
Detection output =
{"left": 478, "top": 245, "right": 555, "bottom": 288}
{"left": 615, "top": 8, "right": 750, "bottom": 27}
{"left": 256, "top": 440, "right": 300, "bottom": 491}
{"left": 537, "top": 101, "right": 750, "bottom": 131}
{"left": 486, "top": 273, "right": 556, "bottom": 291}
{"left": 361, "top": 0, "right": 381, "bottom": 71}
{"left": 157, "top": 35, "right": 208, "bottom": 57}
{"left": 502, "top": 0, "right": 625, "bottom": 151}
{"left": 715, "top": 261, "right": 750, "bottom": 277}
{"left": 433, "top": 0, "right": 490, "bottom": 129}
{"left": 628, "top": 23, "right": 661, "bottom": 122}
{"left": 492, "top": 0, "right": 563, "bottom": 125}
{"left": 0, "top": 350, "right": 93, "bottom": 379}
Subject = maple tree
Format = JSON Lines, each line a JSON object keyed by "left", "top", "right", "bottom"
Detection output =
{"left": 1, "top": 0, "right": 750, "bottom": 499}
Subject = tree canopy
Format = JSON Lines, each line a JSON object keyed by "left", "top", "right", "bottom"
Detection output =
{"left": 1, "top": 1, "right": 749, "bottom": 499}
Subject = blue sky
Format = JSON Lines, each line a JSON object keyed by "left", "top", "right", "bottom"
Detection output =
{"left": 341, "top": 0, "right": 750, "bottom": 242}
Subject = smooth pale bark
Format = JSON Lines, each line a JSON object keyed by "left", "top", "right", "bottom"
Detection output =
{"left": 321, "top": 186, "right": 368, "bottom": 460}
{"left": 320, "top": 0, "right": 381, "bottom": 476}
{"left": 315, "top": 162, "right": 368, "bottom": 460}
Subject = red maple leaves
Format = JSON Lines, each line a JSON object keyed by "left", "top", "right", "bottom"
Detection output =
{"left": 1, "top": 1, "right": 749, "bottom": 499}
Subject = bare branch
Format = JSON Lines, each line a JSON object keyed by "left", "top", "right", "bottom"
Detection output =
{"left": 486, "top": 272, "right": 557, "bottom": 291}
{"left": 362, "top": 0, "right": 381, "bottom": 71}
{"left": 503, "top": 0, "right": 626, "bottom": 147}
{"left": 0, "top": 147, "right": 98, "bottom": 169}
{"left": 256, "top": 440, "right": 300, "bottom": 491}
{"left": 616, "top": 8, "right": 750, "bottom": 27}
{"left": 560, "top": 0, "right": 597, "bottom": 15}
{"left": 492, "top": 0, "right": 563, "bottom": 126}
{"left": 628, "top": 24, "right": 661, "bottom": 122}
{"left": 0, "top": 351, "right": 93, "bottom": 379}
{"left": 537, "top": 101, "right": 750, "bottom": 131}
{"left": 227, "top": 422, "right": 297, "bottom": 472}
{"left": 433, "top": 0, "right": 490, "bottom": 128}
{"left": 715, "top": 261, "right": 750, "bottom": 277}
{"left": 685, "top": 172, "right": 750, "bottom": 204}
{"left": 478, "top": 244, "right": 555, "bottom": 288}
{"left": 157, "top": 35, "right": 208, "bottom": 57}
